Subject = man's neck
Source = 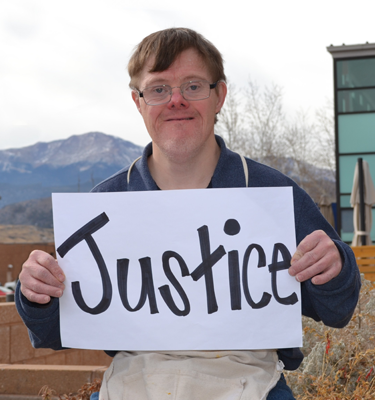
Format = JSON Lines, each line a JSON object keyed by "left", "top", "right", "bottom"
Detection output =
{"left": 147, "top": 137, "right": 221, "bottom": 190}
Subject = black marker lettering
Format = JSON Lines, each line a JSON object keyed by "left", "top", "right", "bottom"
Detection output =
{"left": 56, "top": 212, "right": 112, "bottom": 315}
{"left": 223, "top": 218, "right": 241, "bottom": 236}
{"left": 117, "top": 257, "right": 159, "bottom": 314}
{"left": 228, "top": 251, "right": 241, "bottom": 310}
{"left": 242, "top": 244, "right": 272, "bottom": 309}
{"left": 268, "top": 243, "right": 298, "bottom": 305}
{"left": 159, "top": 251, "right": 190, "bottom": 316}
{"left": 224, "top": 219, "right": 242, "bottom": 310}
{"left": 190, "top": 225, "right": 226, "bottom": 314}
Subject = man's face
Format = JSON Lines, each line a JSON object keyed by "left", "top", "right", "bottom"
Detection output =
{"left": 132, "top": 48, "right": 227, "bottom": 163}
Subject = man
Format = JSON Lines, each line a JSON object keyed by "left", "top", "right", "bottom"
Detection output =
{"left": 16, "top": 28, "right": 360, "bottom": 399}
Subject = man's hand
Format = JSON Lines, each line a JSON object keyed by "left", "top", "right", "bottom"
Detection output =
{"left": 288, "top": 230, "right": 342, "bottom": 285}
{"left": 19, "top": 250, "right": 65, "bottom": 304}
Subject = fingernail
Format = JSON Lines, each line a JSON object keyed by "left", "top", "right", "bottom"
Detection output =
{"left": 295, "top": 275, "right": 301, "bottom": 282}
{"left": 58, "top": 274, "right": 65, "bottom": 282}
{"left": 56, "top": 290, "right": 63, "bottom": 297}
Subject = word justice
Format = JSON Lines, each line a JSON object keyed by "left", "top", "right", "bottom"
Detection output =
{"left": 57, "top": 213, "right": 298, "bottom": 316}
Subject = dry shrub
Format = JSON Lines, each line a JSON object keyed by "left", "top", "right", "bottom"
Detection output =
{"left": 286, "top": 274, "right": 375, "bottom": 399}
{"left": 39, "top": 379, "right": 101, "bottom": 400}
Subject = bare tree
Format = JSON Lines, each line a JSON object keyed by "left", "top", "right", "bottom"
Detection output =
{"left": 315, "top": 100, "right": 336, "bottom": 181}
{"left": 282, "top": 111, "right": 318, "bottom": 186}
{"left": 217, "top": 82, "right": 246, "bottom": 153}
{"left": 216, "top": 79, "right": 336, "bottom": 202}
{"left": 243, "top": 80, "right": 285, "bottom": 163}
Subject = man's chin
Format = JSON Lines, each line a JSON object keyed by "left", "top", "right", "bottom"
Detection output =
{"left": 156, "top": 136, "right": 200, "bottom": 162}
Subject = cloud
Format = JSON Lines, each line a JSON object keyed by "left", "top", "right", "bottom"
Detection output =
{"left": 0, "top": 0, "right": 374, "bottom": 150}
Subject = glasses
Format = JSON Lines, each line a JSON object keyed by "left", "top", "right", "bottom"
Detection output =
{"left": 136, "top": 80, "right": 218, "bottom": 106}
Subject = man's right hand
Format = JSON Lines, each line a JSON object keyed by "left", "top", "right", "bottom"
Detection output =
{"left": 19, "top": 250, "right": 65, "bottom": 304}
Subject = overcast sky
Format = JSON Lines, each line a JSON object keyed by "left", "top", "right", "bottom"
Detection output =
{"left": 1, "top": 0, "right": 374, "bottom": 150}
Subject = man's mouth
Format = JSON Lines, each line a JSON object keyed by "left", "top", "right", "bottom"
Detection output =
{"left": 166, "top": 117, "right": 194, "bottom": 121}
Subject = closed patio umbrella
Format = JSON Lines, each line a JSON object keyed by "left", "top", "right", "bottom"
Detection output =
{"left": 350, "top": 158, "right": 375, "bottom": 246}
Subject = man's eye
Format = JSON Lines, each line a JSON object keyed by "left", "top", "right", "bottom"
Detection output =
{"left": 153, "top": 87, "right": 167, "bottom": 94}
{"left": 186, "top": 82, "right": 203, "bottom": 92}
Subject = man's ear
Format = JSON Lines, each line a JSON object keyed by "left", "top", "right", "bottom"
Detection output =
{"left": 215, "top": 81, "right": 227, "bottom": 114}
{"left": 132, "top": 91, "right": 142, "bottom": 114}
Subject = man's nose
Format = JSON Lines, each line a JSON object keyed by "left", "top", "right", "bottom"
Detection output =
{"left": 168, "top": 87, "right": 189, "bottom": 108}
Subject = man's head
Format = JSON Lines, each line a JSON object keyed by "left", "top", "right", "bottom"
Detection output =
{"left": 128, "top": 27, "right": 226, "bottom": 90}
{"left": 129, "top": 28, "right": 227, "bottom": 166}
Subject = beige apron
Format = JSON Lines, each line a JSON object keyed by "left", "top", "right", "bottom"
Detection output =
{"left": 99, "top": 350, "right": 284, "bottom": 400}
{"left": 100, "top": 154, "right": 282, "bottom": 399}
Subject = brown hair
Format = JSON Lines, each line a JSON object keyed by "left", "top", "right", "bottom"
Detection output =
{"left": 128, "top": 27, "right": 226, "bottom": 89}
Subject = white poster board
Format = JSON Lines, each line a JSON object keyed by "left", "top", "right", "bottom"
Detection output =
{"left": 52, "top": 187, "right": 302, "bottom": 351}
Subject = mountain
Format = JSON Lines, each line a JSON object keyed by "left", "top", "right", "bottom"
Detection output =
{"left": 0, "top": 131, "right": 335, "bottom": 231}
{"left": 259, "top": 155, "right": 336, "bottom": 203}
{"left": 0, "top": 132, "right": 143, "bottom": 208}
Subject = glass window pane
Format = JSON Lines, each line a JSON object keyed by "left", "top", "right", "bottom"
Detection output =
{"left": 340, "top": 195, "right": 352, "bottom": 207}
{"left": 340, "top": 208, "right": 375, "bottom": 242}
{"left": 338, "top": 89, "right": 375, "bottom": 113}
{"left": 337, "top": 58, "right": 375, "bottom": 88}
{"left": 339, "top": 154, "right": 375, "bottom": 193}
{"left": 338, "top": 113, "right": 375, "bottom": 153}
{"left": 341, "top": 209, "right": 354, "bottom": 232}
{"left": 341, "top": 209, "right": 354, "bottom": 242}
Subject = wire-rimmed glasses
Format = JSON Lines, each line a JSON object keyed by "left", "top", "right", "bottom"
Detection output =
{"left": 135, "top": 80, "right": 218, "bottom": 106}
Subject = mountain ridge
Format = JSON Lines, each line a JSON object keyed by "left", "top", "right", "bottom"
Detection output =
{"left": 0, "top": 131, "right": 143, "bottom": 208}
{"left": 0, "top": 131, "right": 142, "bottom": 168}
{"left": 0, "top": 131, "right": 336, "bottom": 232}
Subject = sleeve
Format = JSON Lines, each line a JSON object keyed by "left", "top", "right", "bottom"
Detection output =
{"left": 293, "top": 187, "right": 361, "bottom": 328}
{"left": 15, "top": 281, "right": 64, "bottom": 350}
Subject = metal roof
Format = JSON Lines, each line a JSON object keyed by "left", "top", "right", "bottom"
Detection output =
{"left": 327, "top": 42, "right": 375, "bottom": 59}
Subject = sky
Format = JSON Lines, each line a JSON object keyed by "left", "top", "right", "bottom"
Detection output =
{"left": 1, "top": 0, "right": 374, "bottom": 151}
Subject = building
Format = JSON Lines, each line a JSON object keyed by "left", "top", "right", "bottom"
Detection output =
{"left": 327, "top": 42, "right": 375, "bottom": 243}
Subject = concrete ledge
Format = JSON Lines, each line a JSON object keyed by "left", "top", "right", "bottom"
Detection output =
{"left": 0, "top": 364, "right": 106, "bottom": 395}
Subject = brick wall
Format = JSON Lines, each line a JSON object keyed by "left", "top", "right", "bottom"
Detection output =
{"left": 0, "top": 303, "right": 112, "bottom": 366}
{"left": 0, "top": 303, "right": 111, "bottom": 396}
{"left": 0, "top": 364, "right": 107, "bottom": 397}
{"left": 0, "top": 243, "right": 55, "bottom": 285}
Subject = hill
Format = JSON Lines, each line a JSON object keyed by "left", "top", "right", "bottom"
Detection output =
{"left": 0, "top": 224, "right": 54, "bottom": 243}
{"left": 0, "top": 197, "right": 52, "bottom": 228}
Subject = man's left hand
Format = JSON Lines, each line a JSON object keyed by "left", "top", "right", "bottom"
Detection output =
{"left": 288, "top": 230, "right": 342, "bottom": 285}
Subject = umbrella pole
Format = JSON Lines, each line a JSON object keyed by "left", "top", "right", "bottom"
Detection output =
{"left": 358, "top": 158, "right": 366, "bottom": 246}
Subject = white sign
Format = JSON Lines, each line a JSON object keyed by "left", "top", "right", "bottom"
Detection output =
{"left": 52, "top": 187, "right": 302, "bottom": 351}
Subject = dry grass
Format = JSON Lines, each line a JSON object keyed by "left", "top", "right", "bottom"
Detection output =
{"left": 286, "top": 274, "right": 375, "bottom": 399}
{"left": 0, "top": 224, "right": 54, "bottom": 243}
{"left": 39, "top": 379, "right": 102, "bottom": 400}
